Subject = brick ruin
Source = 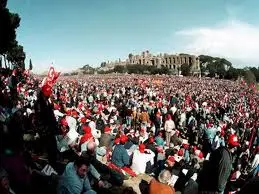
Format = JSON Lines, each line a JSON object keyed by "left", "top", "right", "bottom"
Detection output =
{"left": 103, "top": 50, "right": 200, "bottom": 75}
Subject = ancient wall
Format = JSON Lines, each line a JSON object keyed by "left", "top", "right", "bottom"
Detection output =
{"left": 105, "top": 51, "right": 200, "bottom": 74}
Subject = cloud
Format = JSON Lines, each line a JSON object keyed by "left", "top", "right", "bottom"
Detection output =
{"left": 176, "top": 20, "right": 259, "bottom": 67}
{"left": 31, "top": 60, "right": 76, "bottom": 74}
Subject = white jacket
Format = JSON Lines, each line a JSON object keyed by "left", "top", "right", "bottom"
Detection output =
{"left": 164, "top": 119, "right": 175, "bottom": 132}
{"left": 131, "top": 149, "right": 155, "bottom": 174}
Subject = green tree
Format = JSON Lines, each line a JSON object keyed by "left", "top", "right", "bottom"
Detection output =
{"left": 0, "top": 0, "right": 25, "bottom": 69}
{"left": 6, "top": 41, "right": 25, "bottom": 68}
{"left": 243, "top": 69, "right": 256, "bottom": 85}
{"left": 114, "top": 65, "right": 126, "bottom": 73}
{"left": 225, "top": 67, "right": 239, "bottom": 80}
{"left": 29, "top": 59, "right": 33, "bottom": 70}
{"left": 181, "top": 63, "right": 190, "bottom": 76}
{"left": 249, "top": 67, "right": 259, "bottom": 82}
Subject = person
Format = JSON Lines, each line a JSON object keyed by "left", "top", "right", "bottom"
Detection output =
{"left": 57, "top": 155, "right": 96, "bottom": 194}
{"left": 149, "top": 170, "right": 175, "bottom": 194}
{"left": 111, "top": 135, "right": 130, "bottom": 168}
{"left": 164, "top": 114, "right": 175, "bottom": 147}
{"left": 199, "top": 134, "right": 237, "bottom": 194}
{"left": 131, "top": 144, "right": 155, "bottom": 174}
{"left": 0, "top": 168, "right": 15, "bottom": 194}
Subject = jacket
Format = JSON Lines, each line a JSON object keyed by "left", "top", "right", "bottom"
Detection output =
{"left": 57, "top": 162, "right": 96, "bottom": 194}
{"left": 111, "top": 144, "right": 130, "bottom": 167}
{"left": 149, "top": 178, "right": 175, "bottom": 194}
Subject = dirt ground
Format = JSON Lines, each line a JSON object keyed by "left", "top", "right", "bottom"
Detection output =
{"left": 123, "top": 174, "right": 153, "bottom": 194}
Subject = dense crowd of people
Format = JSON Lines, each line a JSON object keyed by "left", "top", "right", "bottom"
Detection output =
{"left": 0, "top": 67, "right": 259, "bottom": 194}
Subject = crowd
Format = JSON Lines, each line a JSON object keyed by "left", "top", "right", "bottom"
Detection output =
{"left": 0, "top": 67, "right": 259, "bottom": 194}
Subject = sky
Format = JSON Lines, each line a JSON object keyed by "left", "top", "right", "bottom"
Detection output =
{"left": 7, "top": 0, "right": 259, "bottom": 73}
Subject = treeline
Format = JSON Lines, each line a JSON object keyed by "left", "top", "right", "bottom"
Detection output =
{"left": 0, "top": 0, "right": 26, "bottom": 69}
{"left": 199, "top": 55, "right": 259, "bottom": 84}
{"left": 73, "top": 55, "right": 259, "bottom": 84}
{"left": 112, "top": 64, "right": 169, "bottom": 75}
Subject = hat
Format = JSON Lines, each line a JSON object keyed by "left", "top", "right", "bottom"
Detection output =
{"left": 120, "top": 135, "right": 128, "bottom": 144}
{"left": 80, "top": 117, "right": 86, "bottom": 123}
{"left": 228, "top": 134, "right": 239, "bottom": 148}
{"left": 104, "top": 126, "right": 111, "bottom": 133}
{"left": 114, "top": 138, "right": 120, "bottom": 144}
{"left": 195, "top": 150, "right": 204, "bottom": 159}
{"left": 60, "top": 118, "right": 68, "bottom": 126}
{"left": 139, "top": 144, "right": 145, "bottom": 153}
{"left": 168, "top": 156, "right": 175, "bottom": 163}
{"left": 178, "top": 149, "right": 184, "bottom": 156}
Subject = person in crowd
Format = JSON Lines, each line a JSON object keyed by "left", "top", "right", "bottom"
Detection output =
{"left": 164, "top": 114, "right": 176, "bottom": 147}
{"left": 57, "top": 155, "right": 96, "bottom": 194}
{"left": 111, "top": 135, "right": 130, "bottom": 168}
{"left": 0, "top": 168, "right": 15, "bottom": 194}
{"left": 131, "top": 144, "right": 155, "bottom": 174}
{"left": 149, "top": 170, "right": 175, "bottom": 194}
{"left": 199, "top": 134, "right": 238, "bottom": 194}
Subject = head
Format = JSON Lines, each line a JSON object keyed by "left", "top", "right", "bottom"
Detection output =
{"left": 122, "top": 187, "right": 137, "bottom": 194}
{"left": 87, "top": 141, "right": 97, "bottom": 156}
{"left": 158, "top": 170, "right": 172, "bottom": 184}
{"left": 74, "top": 156, "right": 91, "bottom": 178}
{"left": 0, "top": 169, "right": 9, "bottom": 192}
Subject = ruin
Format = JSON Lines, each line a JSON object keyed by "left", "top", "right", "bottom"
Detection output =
{"left": 102, "top": 50, "right": 200, "bottom": 75}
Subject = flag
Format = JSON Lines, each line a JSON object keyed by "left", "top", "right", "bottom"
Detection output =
{"left": 41, "top": 66, "right": 61, "bottom": 97}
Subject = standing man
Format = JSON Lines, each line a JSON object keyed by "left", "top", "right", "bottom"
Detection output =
{"left": 164, "top": 114, "right": 176, "bottom": 147}
{"left": 199, "top": 134, "right": 239, "bottom": 194}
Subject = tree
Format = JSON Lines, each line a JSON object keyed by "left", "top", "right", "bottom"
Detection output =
{"left": 243, "top": 69, "right": 256, "bottom": 85}
{"left": 6, "top": 41, "right": 25, "bottom": 69}
{"left": 100, "top": 62, "right": 107, "bottom": 67}
{"left": 181, "top": 63, "right": 190, "bottom": 76}
{"left": 0, "top": 0, "right": 25, "bottom": 69}
{"left": 249, "top": 67, "right": 259, "bottom": 82}
{"left": 114, "top": 65, "right": 126, "bottom": 73}
{"left": 29, "top": 59, "right": 33, "bottom": 70}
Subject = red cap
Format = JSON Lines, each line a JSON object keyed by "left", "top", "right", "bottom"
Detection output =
{"left": 178, "top": 149, "right": 184, "bottom": 156}
{"left": 60, "top": 118, "right": 68, "bottom": 126}
{"left": 168, "top": 156, "right": 175, "bottom": 163}
{"left": 104, "top": 126, "right": 111, "bottom": 133}
{"left": 114, "top": 138, "right": 120, "bottom": 144}
{"left": 72, "top": 111, "right": 78, "bottom": 118}
{"left": 228, "top": 134, "right": 239, "bottom": 148}
{"left": 183, "top": 143, "right": 189, "bottom": 149}
{"left": 120, "top": 135, "right": 128, "bottom": 144}
{"left": 80, "top": 117, "right": 86, "bottom": 123}
{"left": 139, "top": 144, "right": 145, "bottom": 153}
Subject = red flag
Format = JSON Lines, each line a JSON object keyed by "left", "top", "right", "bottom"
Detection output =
{"left": 41, "top": 66, "right": 61, "bottom": 97}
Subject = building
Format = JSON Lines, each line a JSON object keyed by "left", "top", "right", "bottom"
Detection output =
{"left": 103, "top": 50, "right": 200, "bottom": 75}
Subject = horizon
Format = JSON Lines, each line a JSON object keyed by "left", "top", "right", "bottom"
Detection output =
{"left": 7, "top": 0, "right": 259, "bottom": 73}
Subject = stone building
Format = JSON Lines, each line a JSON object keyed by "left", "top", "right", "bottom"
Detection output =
{"left": 103, "top": 50, "right": 200, "bottom": 75}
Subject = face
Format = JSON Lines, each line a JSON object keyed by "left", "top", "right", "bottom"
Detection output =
{"left": 0, "top": 177, "right": 10, "bottom": 190}
{"left": 76, "top": 164, "right": 88, "bottom": 178}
